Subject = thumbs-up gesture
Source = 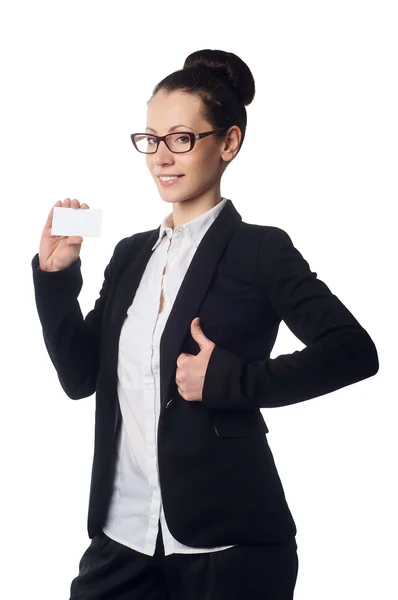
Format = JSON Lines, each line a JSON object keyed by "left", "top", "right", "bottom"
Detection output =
{"left": 175, "top": 317, "right": 216, "bottom": 402}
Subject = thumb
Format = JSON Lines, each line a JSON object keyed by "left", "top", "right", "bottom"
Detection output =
{"left": 191, "top": 317, "right": 209, "bottom": 349}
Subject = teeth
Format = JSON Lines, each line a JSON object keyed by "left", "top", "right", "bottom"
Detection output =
{"left": 159, "top": 176, "right": 179, "bottom": 181}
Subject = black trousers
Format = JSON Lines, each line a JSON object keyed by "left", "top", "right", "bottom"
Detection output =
{"left": 69, "top": 522, "right": 298, "bottom": 599}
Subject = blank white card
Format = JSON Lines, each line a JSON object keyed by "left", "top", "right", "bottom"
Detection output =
{"left": 51, "top": 207, "right": 102, "bottom": 237}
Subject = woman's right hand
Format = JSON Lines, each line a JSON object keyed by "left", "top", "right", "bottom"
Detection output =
{"left": 39, "top": 198, "right": 90, "bottom": 272}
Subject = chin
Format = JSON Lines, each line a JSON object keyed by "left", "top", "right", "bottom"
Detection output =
{"left": 158, "top": 195, "right": 182, "bottom": 204}
{"left": 158, "top": 189, "right": 189, "bottom": 203}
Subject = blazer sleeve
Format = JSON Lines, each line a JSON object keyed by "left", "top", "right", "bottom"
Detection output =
{"left": 31, "top": 237, "right": 129, "bottom": 400}
{"left": 202, "top": 227, "right": 379, "bottom": 410}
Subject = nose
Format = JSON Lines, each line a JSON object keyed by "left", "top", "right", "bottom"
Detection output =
{"left": 154, "top": 139, "right": 175, "bottom": 165}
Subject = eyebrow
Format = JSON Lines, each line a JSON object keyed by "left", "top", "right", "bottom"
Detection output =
{"left": 145, "top": 124, "right": 193, "bottom": 133}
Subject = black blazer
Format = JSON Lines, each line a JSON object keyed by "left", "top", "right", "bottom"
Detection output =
{"left": 31, "top": 199, "right": 379, "bottom": 548}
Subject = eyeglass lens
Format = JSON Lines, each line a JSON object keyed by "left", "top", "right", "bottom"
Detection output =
{"left": 134, "top": 133, "right": 192, "bottom": 153}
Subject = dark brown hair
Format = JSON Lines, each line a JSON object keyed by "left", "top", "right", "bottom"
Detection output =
{"left": 149, "top": 49, "right": 255, "bottom": 159}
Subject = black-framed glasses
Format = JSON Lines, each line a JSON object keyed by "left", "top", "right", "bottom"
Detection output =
{"left": 130, "top": 127, "right": 230, "bottom": 154}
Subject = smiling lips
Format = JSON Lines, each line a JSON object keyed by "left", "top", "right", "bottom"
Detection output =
{"left": 158, "top": 175, "right": 185, "bottom": 186}
{"left": 158, "top": 174, "right": 183, "bottom": 178}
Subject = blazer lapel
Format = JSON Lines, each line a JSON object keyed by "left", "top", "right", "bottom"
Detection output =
{"left": 159, "top": 200, "right": 242, "bottom": 405}
{"left": 106, "top": 199, "right": 242, "bottom": 414}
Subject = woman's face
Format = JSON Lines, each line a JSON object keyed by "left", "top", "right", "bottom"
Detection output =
{"left": 145, "top": 89, "right": 240, "bottom": 207}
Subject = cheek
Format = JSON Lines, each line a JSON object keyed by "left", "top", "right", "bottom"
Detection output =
{"left": 188, "top": 153, "right": 216, "bottom": 177}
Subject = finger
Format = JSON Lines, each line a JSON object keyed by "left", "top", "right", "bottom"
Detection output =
{"left": 70, "top": 199, "right": 89, "bottom": 209}
{"left": 44, "top": 200, "right": 62, "bottom": 230}
{"left": 66, "top": 236, "right": 84, "bottom": 245}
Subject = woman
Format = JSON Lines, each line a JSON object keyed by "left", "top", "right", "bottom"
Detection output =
{"left": 32, "top": 49, "right": 379, "bottom": 599}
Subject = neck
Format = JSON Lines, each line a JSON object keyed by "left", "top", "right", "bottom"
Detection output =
{"left": 170, "top": 189, "right": 222, "bottom": 230}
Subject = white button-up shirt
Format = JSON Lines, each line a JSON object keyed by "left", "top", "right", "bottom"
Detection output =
{"left": 102, "top": 197, "right": 237, "bottom": 556}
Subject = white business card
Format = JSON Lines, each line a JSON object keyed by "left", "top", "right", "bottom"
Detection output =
{"left": 51, "top": 207, "right": 102, "bottom": 237}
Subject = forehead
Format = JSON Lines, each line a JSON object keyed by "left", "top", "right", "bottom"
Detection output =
{"left": 146, "top": 89, "right": 206, "bottom": 130}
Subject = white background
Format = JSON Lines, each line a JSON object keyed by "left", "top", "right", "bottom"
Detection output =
{"left": 0, "top": 1, "right": 396, "bottom": 598}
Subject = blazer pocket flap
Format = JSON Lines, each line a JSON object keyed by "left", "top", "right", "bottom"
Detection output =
{"left": 213, "top": 410, "right": 268, "bottom": 438}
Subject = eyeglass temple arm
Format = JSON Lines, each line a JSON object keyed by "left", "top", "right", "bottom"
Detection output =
{"left": 195, "top": 128, "right": 229, "bottom": 140}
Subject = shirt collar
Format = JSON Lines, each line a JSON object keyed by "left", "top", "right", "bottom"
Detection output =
{"left": 151, "top": 198, "right": 227, "bottom": 252}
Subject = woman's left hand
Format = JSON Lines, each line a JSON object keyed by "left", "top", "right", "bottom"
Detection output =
{"left": 175, "top": 317, "right": 216, "bottom": 402}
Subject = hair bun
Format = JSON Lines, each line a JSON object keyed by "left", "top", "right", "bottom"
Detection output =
{"left": 183, "top": 49, "right": 255, "bottom": 107}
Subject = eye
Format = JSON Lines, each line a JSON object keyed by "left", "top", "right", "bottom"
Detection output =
{"left": 176, "top": 135, "right": 190, "bottom": 143}
{"left": 147, "top": 137, "right": 157, "bottom": 145}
